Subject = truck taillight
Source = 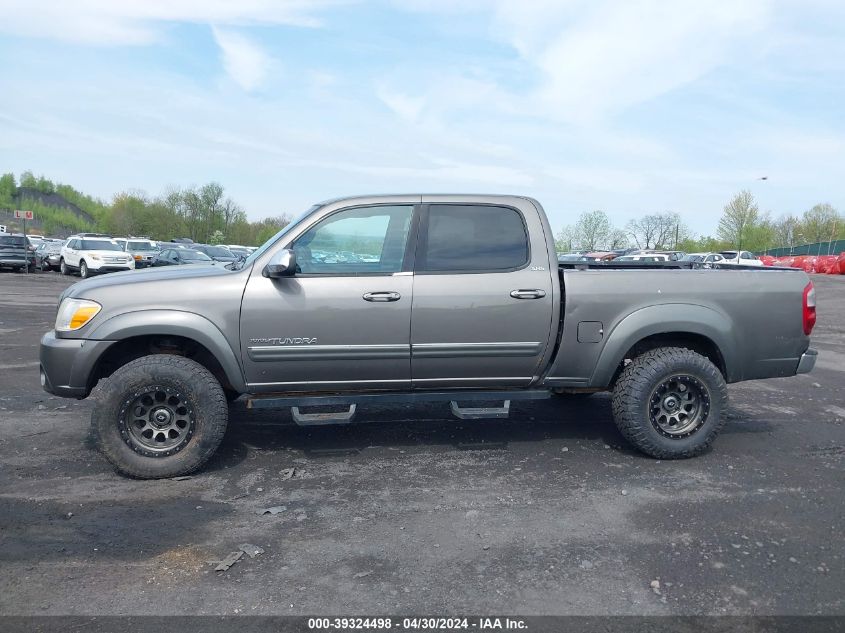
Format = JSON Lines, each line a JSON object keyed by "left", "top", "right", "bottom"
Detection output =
{"left": 803, "top": 282, "right": 816, "bottom": 336}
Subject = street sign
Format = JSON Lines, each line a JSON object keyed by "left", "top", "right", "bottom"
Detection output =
{"left": 14, "top": 210, "right": 34, "bottom": 220}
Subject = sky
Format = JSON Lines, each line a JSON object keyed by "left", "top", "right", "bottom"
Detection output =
{"left": 0, "top": 0, "right": 843, "bottom": 237}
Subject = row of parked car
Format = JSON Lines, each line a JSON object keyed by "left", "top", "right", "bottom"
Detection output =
{"left": 0, "top": 232, "right": 256, "bottom": 277}
{"left": 557, "top": 248, "right": 763, "bottom": 266}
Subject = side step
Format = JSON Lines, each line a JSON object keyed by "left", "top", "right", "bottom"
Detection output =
{"left": 291, "top": 405, "right": 357, "bottom": 426}
{"left": 450, "top": 400, "right": 510, "bottom": 420}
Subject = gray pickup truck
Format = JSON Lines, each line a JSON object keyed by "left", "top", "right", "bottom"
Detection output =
{"left": 39, "top": 195, "right": 818, "bottom": 478}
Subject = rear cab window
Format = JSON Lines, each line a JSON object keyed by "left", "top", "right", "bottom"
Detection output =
{"left": 0, "top": 235, "right": 27, "bottom": 246}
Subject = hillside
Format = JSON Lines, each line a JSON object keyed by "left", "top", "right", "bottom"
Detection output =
{"left": 0, "top": 171, "right": 288, "bottom": 245}
{"left": 0, "top": 172, "right": 103, "bottom": 236}
{"left": 13, "top": 187, "right": 97, "bottom": 226}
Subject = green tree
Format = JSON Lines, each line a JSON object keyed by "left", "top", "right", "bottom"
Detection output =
{"left": 626, "top": 211, "right": 689, "bottom": 249}
{"left": 718, "top": 190, "right": 759, "bottom": 250}
{"left": 555, "top": 225, "right": 577, "bottom": 252}
{"left": 772, "top": 214, "right": 801, "bottom": 249}
{"left": 209, "top": 230, "right": 225, "bottom": 245}
{"left": 573, "top": 210, "right": 611, "bottom": 251}
{"left": 35, "top": 175, "right": 55, "bottom": 194}
{"left": 0, "top": 172, "right": 16, "bottom": 204}
{"left": 801, "top": 203, "right": 839, "bottom": 244}
{"left": 19, "top": 170, "right": 37, "bottom": 188}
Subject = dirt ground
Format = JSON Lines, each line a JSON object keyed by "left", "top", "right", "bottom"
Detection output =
{"left": 0, "top": 270, "right": 842, "bottom": 616}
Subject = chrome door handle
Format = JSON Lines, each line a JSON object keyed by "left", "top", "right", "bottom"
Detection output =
{"left": 363, "top": 291, "right": 401, "bottom": 302}
{"left": 510, "top": 289, "right": 546, "bottom": 300}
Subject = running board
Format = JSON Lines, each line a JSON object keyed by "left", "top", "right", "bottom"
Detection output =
{"left": 291, "top": 405, "right": 357, "bottom": 426}
{"left": 450, "top": 400, "right": 510, "bottom": 420}
{"left": 247, "top": 389, "right": 550, "bottom": 409}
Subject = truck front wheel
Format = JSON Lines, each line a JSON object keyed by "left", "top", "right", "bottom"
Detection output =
{"left": 91, "top": 355, "right": 228, "bottom": 478}
{"left": 611, "top": 347, "right": 728, "bottom": 459}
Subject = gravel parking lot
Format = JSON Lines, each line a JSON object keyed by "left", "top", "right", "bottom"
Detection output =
{"left": 0, "top": 271, "right": 843, "bottom": 616}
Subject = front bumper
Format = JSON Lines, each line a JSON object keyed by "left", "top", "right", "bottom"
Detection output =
{"left": 39, "top": 331, "right": 115, "bottom": 398}
{"left": 796, "top": 348, "right": 817, "bottom": 374}
{"left": 88, "top": 265, "right": 134, "bottom": 273}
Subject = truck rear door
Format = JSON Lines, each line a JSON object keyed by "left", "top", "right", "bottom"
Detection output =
{"left": 410, "top": 197, "right": 556, "bottom": 388}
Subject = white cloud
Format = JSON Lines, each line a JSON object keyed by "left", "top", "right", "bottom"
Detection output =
{"left": 211, "top": 27, "right": 272, "bottom": 91}
{"left": 0, "top": 0, "right": 339, "bottom": 44}
{"left": 376, "top": 86, "right": 425, "bottom": 122}
{"left": 492, "top": 0, "right": 772, "bottom": 121}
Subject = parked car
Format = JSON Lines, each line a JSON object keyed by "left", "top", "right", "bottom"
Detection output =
{"left": 34, "top": 240, "right": 64, "bottom": 271}
{"left": 39, "top": 193, "right": 817, "bottom": 478}
{"left": 720, "top": 250, "right": 764, "bottom": 266}
{"left": 191, "top": 244, "right": 240, "bottom": 264}
{"left": 226, "top": 245, "right": 251, "bottom": 259}
{"left": 119, "top": 238, "right": 159, "bottom": 269}
{"left": 613, "top": 254, "right": 669, "bottom": 262}
{"left": 681, "top": 252, "right": 726, "bottom": 265}
{"left": 60, "top": 235, "right": 135, "bottom": 278}
{"left": 0, "top": 234, "right": 36, "bottom": 272}
{"left": 151, "top": 248, "right": 221, "bottom": 267}
{"left": 557, "top": 253, "right": 585, "bottom": 262}
{"left": 582, "top": 251, "right": 618, "bottom": 261}
{"left": 641, "top": 250, "right": 686, "bottom": 261}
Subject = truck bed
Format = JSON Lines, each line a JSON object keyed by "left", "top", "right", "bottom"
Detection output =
{"left": 548, "top": 264, "right": 810, "bottom": 389}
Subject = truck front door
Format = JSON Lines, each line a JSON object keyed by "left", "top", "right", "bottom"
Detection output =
{"left": 410, "top": 198, "right": 556, "bottom": 388}
{"left": 240, "top": 203, "right": 417, "bottom": 392}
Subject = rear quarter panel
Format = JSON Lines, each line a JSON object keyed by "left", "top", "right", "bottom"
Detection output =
{"left": 546, "top": 268, "right": 811, "bottom": 387}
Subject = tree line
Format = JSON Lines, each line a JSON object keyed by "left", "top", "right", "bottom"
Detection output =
{"left": 556, "top": 191, "right": 843, "bottom": 254}
{"left": 0, "top": 171, "right": 291, "bottom": 246}
{"left": 3, "top": 172, "right": 841, "bottom": 253}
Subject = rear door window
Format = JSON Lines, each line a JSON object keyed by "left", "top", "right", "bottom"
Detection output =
{"left": 417, "top": 204, "right": 529, "bottom": 273}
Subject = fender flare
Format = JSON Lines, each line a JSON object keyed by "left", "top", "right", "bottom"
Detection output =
{"left": 88, "top": 309, "right": 247, "bottom": 392}
{"left": 589, "top": 303, "right": 739, "bottom": 387}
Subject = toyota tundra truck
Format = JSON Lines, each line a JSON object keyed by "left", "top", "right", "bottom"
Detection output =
{"left": 39, "top": 195, "right": 818, "bottom": 478}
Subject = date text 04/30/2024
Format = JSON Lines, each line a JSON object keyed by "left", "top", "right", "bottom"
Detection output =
{"left": 307, "top": 617, "right": 527, "bottom": 630}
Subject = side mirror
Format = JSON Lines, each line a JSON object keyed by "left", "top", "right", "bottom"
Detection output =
{"left": 263, "top": 249, "right": 296, "bottom": 278}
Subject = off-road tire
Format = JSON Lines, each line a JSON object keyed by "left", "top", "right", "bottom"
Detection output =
{"left": 92, "top": 355, "right": 228, "bottom": 478}
{"left": 611, "top": 347, "right": 728, "bottom": 459}
{"left": 79, "top": 260, "right": 89, "bottom": 279}
{"left": 60, "top": 259, "right": 68, "bottom": 275}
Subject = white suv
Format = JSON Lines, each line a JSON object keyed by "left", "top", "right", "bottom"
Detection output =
{"left": 719, "top": 250, "right": 764, "bottom": 267}
{"left": 60, "top": 235, "right": 135, "bottom": 278}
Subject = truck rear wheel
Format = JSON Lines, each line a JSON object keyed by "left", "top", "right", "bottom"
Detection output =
{"left": 91, "top": 355, "right": 228, "bottom": 478}
{"left": 611, "top": 347, "right": 727, "bottom": 459}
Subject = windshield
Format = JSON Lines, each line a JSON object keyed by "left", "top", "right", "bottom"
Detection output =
{"left": 182, "top": 250, "right": 212, "bottom": 261}
{"left": 720, "top": 251, "right": 738, "bottom": 258}
{"left": 680, "top": 254, "right": 702, "bottom": 261}
{"left": 81, "top": 239, "right": 123, "bottom": 251}
{"left": 128, "top": 241, "right": 157, "bottom": 251}
{"left": 236, "top": 205, "right": 319, "bottom": 270}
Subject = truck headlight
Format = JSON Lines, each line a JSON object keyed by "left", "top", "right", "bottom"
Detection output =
{"left": 55, "top": 299, "right": 102, "bottom": 332}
